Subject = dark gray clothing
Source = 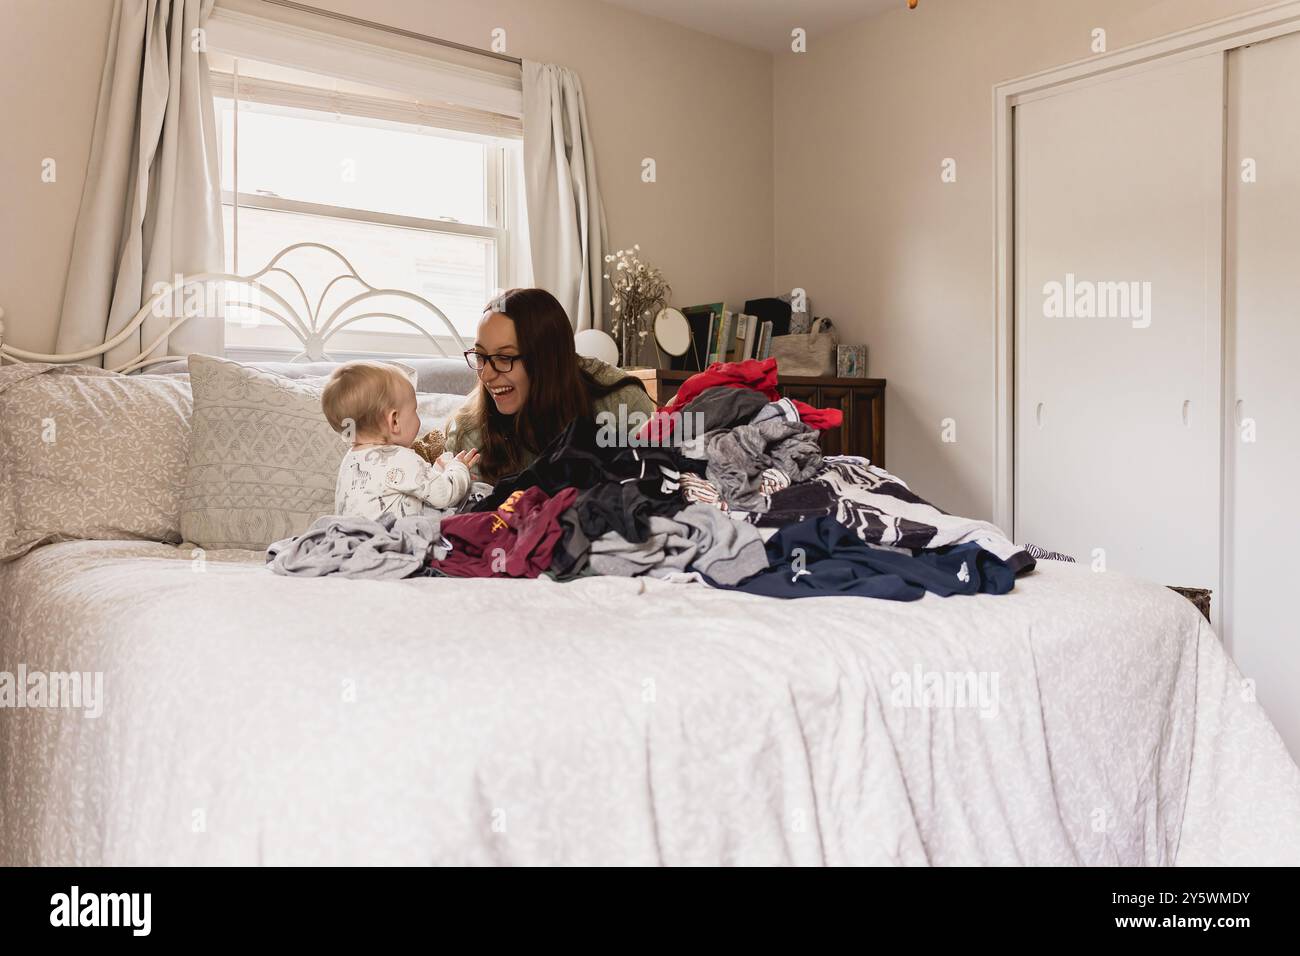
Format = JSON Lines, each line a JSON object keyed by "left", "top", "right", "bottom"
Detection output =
{"left": 547, "top": 506, "right": 592, "bottom": 581}
{"left": 681, "top": 386, "right": 770, "bottom": 434}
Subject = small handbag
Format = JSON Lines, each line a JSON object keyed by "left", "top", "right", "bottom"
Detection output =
{"left": 768, "top": 317, "right": 838, "bottom": 376}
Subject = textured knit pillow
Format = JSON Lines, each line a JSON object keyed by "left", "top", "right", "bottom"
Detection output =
{"left": 181, "top": 354, "right": 346, "bottom": 550}
{"left": 0, "top": 363, "right": 192, "bottom": 561}
{"left": 180, "top": 355, "right": 460, "bottom": 549}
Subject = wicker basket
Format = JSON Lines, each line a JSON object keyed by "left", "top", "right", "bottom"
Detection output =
{"left": 769, "top": 319, "right": 838, "bottom": 376}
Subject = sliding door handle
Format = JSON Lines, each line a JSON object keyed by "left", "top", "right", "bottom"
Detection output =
{"left": 1181, "top": 400, "right": 1191, "bottom": 427}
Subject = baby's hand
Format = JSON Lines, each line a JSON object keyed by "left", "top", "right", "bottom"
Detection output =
{"left": 455, "top": 448, "right": 480, "bottom": 470}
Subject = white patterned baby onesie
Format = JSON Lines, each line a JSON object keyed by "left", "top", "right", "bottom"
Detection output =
{"left": 335, "top": 445, "right": 471, "bottom": 519}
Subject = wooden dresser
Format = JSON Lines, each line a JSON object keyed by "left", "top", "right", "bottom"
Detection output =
{"left": 628, "top": 369, "right": 886, "bottom": 466}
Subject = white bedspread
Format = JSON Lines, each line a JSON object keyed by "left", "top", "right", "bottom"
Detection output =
{"left": 2, "top": 540, "right": 1298, "bottom": 865}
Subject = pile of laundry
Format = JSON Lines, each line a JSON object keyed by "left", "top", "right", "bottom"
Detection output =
{"left": 267, "top": 358, "right": 1035, "bottom": 601}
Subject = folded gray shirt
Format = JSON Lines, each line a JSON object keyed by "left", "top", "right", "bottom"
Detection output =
{"left": 266, "top": 513, "right": 446, "bottom": 579}
{"left": 589, "top": 503, "right": 768, "bottom": 585}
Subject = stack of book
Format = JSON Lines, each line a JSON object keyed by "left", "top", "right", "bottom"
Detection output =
{"left": 703, "top": 311, "right": 774, "bottom": 365}
{"left": 676, "top": 306, "right": 779, "bottom": 371}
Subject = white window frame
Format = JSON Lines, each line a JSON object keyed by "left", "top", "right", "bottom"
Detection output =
{"left": 212, "top": 75, "right": 513, "bottom": 359}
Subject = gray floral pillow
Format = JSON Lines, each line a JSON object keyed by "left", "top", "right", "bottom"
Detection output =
{"left": 0, "top": 364, "right": 192, "bottom": 561}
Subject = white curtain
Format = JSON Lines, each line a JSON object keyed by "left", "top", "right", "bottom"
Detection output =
{"left": 56, "top": 0, "right": 224, "bottom": 369}
{"left": 521, "top": 61, "right": 608, "bottom": 332}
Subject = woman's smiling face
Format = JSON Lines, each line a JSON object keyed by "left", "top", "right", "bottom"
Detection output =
{"left": 475, "top": 311, "right": 530, "bottom": 415}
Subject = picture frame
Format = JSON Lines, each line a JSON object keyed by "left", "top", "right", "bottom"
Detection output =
{"left": 837, "top": 344, "right": 867, "bottom": 378}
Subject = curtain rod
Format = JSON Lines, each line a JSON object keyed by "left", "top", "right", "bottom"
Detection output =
{"left": 259, "top": 0, "right": 524, "bottom": 66}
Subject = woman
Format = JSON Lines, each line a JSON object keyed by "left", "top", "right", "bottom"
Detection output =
{"left": 442, "top": 288, "right": 657, "bottom": 483}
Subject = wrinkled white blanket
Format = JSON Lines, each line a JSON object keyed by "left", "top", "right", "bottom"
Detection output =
{"left": 1, "top": 539, "right": 1297, "bottom": 865}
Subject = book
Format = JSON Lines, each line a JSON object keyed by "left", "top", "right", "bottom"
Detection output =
{"left": 757, "top": 320, "right": 773, "bottom": 360}
{"left": 724, "top": 311, "right": 737, "bottom": 362}
{"left": 738, "top": 313, "right": 758, "bottom": 361}
{"left": 713, "top": 310, "right": 733, "bottom": 365}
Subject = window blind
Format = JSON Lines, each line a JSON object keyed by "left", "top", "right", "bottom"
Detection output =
{"left": 206, "top": 3, "right": 523, "bottom": 122}
{"left": 209, "top": 72, "right": 522, "bottom": 139}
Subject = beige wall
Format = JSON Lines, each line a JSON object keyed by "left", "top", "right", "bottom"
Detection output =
{"left": 7, "top": 0, "right": 1278, "bottom": 523}
{"left": 0, "top": 0, "right": 115, "bottom": 353}
{"left": 0, "top": 0, "right": 775, "bottom": 353}
{"left": 774, "top": 0, "right": 1278, "bottom": 520}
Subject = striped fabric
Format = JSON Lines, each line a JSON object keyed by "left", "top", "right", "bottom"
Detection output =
{"left": 1023, "top": 542, "right": 1076, "bottom": 563}
{"left": 759, "top": 467, "right": 791, "bottom": 497}
{"left": 812, "top": 456, "right": 1034, "bottom": 574}
{"left": 679, "top": 473, "right": 727, "bottom": 510}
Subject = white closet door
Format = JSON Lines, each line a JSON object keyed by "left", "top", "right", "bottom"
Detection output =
{"left": 1226, "top": 33, "right": 1300, "bottom": 760}
{"left": 1014, "top": 54, "right": 1223, "bottom": 592}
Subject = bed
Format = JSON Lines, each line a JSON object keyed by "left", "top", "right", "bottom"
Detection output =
{"left": 2, "top": 245, "right": 1298, "bottom": 866}
{"left": 2, "top": 537, "right": 1299, "bottom": 865}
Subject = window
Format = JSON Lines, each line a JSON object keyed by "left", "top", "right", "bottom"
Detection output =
{"left": 212, "top": 59, "right": 525, "bottom": 357}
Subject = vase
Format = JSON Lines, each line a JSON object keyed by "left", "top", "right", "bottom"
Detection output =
{"left": 617, "top": 303, "right": 660, "bottom": 368}
{"left": 621, "top": 327, "right": 642, "bottom": 368}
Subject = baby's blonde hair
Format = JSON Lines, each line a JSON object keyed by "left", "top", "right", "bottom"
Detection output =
{"left": 321, "top": 361, "right": 413, "bottom": 435}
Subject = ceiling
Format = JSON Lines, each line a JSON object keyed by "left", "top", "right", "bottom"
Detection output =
{"left": 600, "top": 0, "right": 903, "bottom": 52}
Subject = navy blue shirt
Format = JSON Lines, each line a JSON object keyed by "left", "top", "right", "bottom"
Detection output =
{"left": 711, "top": 516, "right": 1016, "bottom": 601}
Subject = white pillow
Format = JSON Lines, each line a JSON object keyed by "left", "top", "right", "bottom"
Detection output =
{"left": 418, "top": 392, "right": 467, "bottom": 435}
{"left": 0, "top": 363, "right": 191, "bottom": 561}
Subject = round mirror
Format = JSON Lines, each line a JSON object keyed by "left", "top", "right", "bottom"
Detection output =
{"left": 654, "top": 307, "right": 691, "bottom": 356}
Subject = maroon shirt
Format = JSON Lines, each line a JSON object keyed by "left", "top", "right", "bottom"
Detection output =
{"left": 432, "top": 486, "right": 579, "bottom": 578}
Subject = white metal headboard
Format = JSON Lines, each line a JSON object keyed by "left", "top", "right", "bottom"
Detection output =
{"left": 0, "top": 242, "right": 469, "bottom": 373}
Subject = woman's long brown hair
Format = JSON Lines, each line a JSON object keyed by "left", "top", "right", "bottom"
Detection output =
{"left": 454, "top": 288, "right": 651, "bottom": 482}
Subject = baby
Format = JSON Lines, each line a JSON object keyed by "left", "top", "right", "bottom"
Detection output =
{"left": 322, "top": 361, "right": 480, "bottom": 520}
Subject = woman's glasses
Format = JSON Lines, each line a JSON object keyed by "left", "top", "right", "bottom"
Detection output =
{"left": 464, "top": 350, "right": 524, "bottom": 373}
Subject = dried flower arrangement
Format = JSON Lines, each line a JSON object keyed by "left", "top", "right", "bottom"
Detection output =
{"left": 604, "top": 245, "right": 671, "bottom": 367}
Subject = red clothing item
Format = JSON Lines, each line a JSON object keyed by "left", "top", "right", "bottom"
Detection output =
{"left": 431, "top": 486, "right": 578, "bottom": 578}
{"left": 641, "top": 358, "right": 843, "bottom": 441}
